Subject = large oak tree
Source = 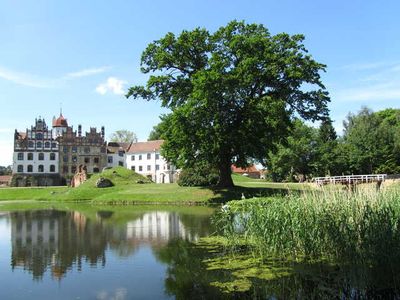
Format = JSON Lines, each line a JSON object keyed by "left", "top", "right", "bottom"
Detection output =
{"left": 127, "top": 21, "right": 329, "bottom": 187}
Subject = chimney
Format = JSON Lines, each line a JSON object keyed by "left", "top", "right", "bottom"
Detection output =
{"left": 101, "top": 126, "right": 105, "bottom": 139}
{"left": 78, "top": 125, "right": 82, "bottom": 137}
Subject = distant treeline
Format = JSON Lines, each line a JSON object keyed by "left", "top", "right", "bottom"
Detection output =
{"left": 267, "top": 107, "right": 400, "bottom": 182}
{"left": 0, "top": 166, "right": 11, "bottom": 175}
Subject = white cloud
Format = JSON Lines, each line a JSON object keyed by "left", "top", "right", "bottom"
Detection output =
{"left": 0, "top": 65, "right": 111, "bottom": 88}
{"left": 95, "top": 77, "right": 126, "bottom": 95}
{"left": 0, "top": 66, "right": 56, "bottom": 88}
{"left": 65, "top": 66, "right": 110, "bottom": 79}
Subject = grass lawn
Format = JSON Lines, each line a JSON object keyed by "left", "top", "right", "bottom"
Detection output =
{"left": 0, "top": 168, "right": 311, "bottom": 204}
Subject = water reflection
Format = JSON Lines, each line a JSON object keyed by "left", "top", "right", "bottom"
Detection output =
{"left": 9, "top": 209, "right": 206, "bottom": 281}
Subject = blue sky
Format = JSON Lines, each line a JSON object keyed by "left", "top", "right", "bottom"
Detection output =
{"left": 1, "top": 0, "right": 399, "bottom": 166}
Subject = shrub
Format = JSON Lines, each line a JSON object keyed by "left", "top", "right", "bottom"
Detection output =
{"left": 178, "top": 163, "right": 219, "bottom": 187}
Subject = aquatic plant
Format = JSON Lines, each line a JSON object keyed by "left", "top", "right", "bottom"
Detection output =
{"left": 217, "top": 186, "right": 400, "bottom": 264}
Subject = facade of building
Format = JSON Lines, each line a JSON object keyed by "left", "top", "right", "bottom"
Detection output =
{"left": 12, "top": 114, "right": 106, "bottom": 186}
{"left": 11, "top": 115, "right": 176, "bottom": 186}
{"left": 106, "top": 142, "right": 132, "bottom": 168}
{"left": 12, "top": 118, "right": 61, "bottom": 186}
{"left": 125, "top": 140, "right": 177, "bottom": 183}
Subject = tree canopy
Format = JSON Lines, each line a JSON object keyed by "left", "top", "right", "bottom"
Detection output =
{"left": 109, "top": 130, "right": 137, "bottom": 143}
{"left": 148, "top": 122, "right": 164, "bottom": 141}
{"left": 127, "top": 20, "right": 330, "bottom": 187}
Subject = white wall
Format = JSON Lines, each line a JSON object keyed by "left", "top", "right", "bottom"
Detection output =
{"left": 13, "top": 152, "right": 59, "bottom": 174}
{"left": 125, "top": 151, "right": 176, "bottom": 183}
{"left": 107, "top": 153, "right": 126, "bottom": 168}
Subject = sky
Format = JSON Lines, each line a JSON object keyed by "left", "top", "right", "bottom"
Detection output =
{"left": 1, "top": 0, "right": 399, "bottom": 166}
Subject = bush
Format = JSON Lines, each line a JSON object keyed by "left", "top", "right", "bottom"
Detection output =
{"left": 178, "top": 164, "right": 219, "bottom": 187}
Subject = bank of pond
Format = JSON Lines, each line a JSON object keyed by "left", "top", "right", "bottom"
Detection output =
{"left": 1, "top": 185, "right": 400, "bottom": 299}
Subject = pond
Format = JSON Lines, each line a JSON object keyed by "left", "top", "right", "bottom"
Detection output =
{"left": 1, "top": 205, "right": 399, "bottom": 299}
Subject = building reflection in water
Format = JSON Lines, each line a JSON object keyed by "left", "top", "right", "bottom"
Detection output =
{"left": 9, "top": 210, "right": 197, "bottom": 280}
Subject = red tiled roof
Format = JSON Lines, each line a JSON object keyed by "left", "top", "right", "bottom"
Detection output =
{"left": 231, "top": 164, "right": 259, "bottom": 174}
{"left": 127, "top": 140, "right": 164, "bottom": 153}
{"left": 53, "top": 114, "right": 68, "bottom": 127}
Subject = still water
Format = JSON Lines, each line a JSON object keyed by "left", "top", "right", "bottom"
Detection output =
{"left": 1, "top": 206, "right": 399, "bottom": 299}
{"left": 0, "top": 206, "right": 219, "bottom": 300}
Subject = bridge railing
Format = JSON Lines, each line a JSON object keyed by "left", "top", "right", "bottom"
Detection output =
{"left": 313, "top": 174, "right": 387, "bottom": 185}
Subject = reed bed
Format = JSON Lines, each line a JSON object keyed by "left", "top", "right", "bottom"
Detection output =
{"left": 218, "top": 186, "right": 400, "bottom": 263}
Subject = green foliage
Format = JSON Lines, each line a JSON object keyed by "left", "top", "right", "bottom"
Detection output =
{"left": 267, "top": 119, "right": 319, "bottom": 181}
{"left": 0, "top": 165, "right": 12, "bottom": 175}
{"left": 109, "top": 129, "right": 137, "bottom": 143}
{"left": 147, "top": 121, "right": 164, "bottom": 141}
{"left": 343, "top": 107, "right": 400, "bottom": 174}
{"left": 218, "top": 185, "right": 400, "bottom": 263}
{"left": 127, "top": 20, "right": 329, "bottom": 187}
{"left": 177, "top": 163, "right": 219, "bottom": 187}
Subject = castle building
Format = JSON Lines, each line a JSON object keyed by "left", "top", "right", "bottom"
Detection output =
{"left": 12, "top": 114, "right": 106, "bottom": 186}
{"left": 12, "top": 117, "right": 60, "bottom": 186}
{"left": 12, "top": 114, "right": 176, "bottom": 186}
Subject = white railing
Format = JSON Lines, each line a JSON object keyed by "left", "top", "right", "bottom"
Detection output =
{"left": 313, "top": 174, "right": 387, "bottom": 185}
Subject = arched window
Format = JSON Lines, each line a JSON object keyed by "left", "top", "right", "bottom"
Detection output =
{"left": 50, "top": 165, "right": 56, "bottom": 172}
{"left": 27, "top": 165, "right": 33, "bottom": 172}
{"left": 36, "top": 133, "right": 43, "bottom": 140}
{"left": 45, "top": 142, "right": 50, "bottom": 148}
{"left": 28, "top": 141, "right": 34, "bottom": 148}
{"left": 51, "top": 142, "right": 57, "bottom": 148}
{"left": 37, "top": 141, "right": 42, "bottom": 148}
{"left": 38, "top": 165, "right": 44, "bottom": 173}
{"left": 50, "top": 153, "right": 56, "bottom": 160}
{"left": 27, "top": 153, "right": 33, "bottom": 160}
{"left": 17, "top": 165, "right": 23, "bottom": 173}
{"left": 17, "top": 153, "right": 24, "bottom": 160}
{"left": 38, "top": 153, "right": 44, "bottom": 160}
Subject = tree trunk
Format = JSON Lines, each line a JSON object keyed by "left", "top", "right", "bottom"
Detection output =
{"left": 217, "top": 161, "right": 234, "bottom": 188}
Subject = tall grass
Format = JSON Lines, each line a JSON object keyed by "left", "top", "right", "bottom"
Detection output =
{"left": 218, "top": 186, "right": 400, "bottom": 264}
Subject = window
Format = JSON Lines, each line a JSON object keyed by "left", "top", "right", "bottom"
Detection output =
{"left": 51, "top": 142, "right": 57, "bottom": 148}
{"left": 63, "top": 146, "right": 68, "bottom": 153}
{"left": 38, "top": 153, "right": 44, "bottom": 160}
{"left": 139, "top": 166, "right": 143, "bottom": 172}
{"left": 72, "top": 146, "right": 77, "bottom": 153}
{"left": 63, "top": 156, "right": 68, "bottom": 163}
{"left": 63, "top": 166, "right": 69, "bottom": 173}
{"left": 147, "top": 165, "right": 151, "bottom": 171}
{"left": 93, "top": 167, "right": 100, "bottom": 173}
{"left": 108, "top": 156, "right": 113, "bottom": 163}
{"left": 118, "top": 161, "right": 123, "bottom": 166}
{"left": 45, "top": 142, "right": 50, "bottom": 148}
{"left": 84, "top": 157, "right": 90, "bottom": 164}
{"left": 28, "top": 153, "right": 33, "bottom": 160}
{"left": 71, "top": 166, "right": 76, "bottom": 174}
{"left": 37, "top": 141, "right": 42, "bottom": 148}
{"left": 131, "top": 155, "right": 135, "bottom": 161}
{"left": 72, "top": 156, "right": 77, "bottom": 163}
{"left": 118, "top": 150, "right": 124, "bottom": 157}
{"left": 84, "top": 147, "right": 90, "bottom": 154}
{"left": 17, "top": 153, "right": 23, "bottom": 160}
{"left": 139, "top": 154, "right": 142, "bottom": 160}
{"left": 28, "top": 141, "right": 34, "bottom": 148}
{"left": 131, "top": 166, "right": 136, "bottom": 171}
{"left": 50, "top": 153, "right": 56, "bottom": 160}
{"left": 27, "top": 165, "right": 33, "bottom": 172}
{"left": 94, "top": 157, "right": 99, "bottom": 163}
{"left": 50, "top": 165, "right": 56, "bottom": 172}
{"left": 155, "top": 153, "right": 160, "bottom": 160}
{"left": 36, "top": 133, "right": 43, "bottom": 140}
{"left": 38, "top": 165, "right": 44, "bottom": 173}
{"left": 156, "top": 164, "right": 160, "bottom": 171}
{"left": 147, "top": 153, "right": 151, "bottom": 160}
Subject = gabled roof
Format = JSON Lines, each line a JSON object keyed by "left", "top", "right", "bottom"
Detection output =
{"left": 127, "top": 140, "right": 164, "bottom": 153}
{"left": 231, "top": 164, "right": 260, "bottom": 174}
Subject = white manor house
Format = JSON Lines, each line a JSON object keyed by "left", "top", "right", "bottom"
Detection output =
{"left": 11, "top": 114, "right": 176, "bottom": 186}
